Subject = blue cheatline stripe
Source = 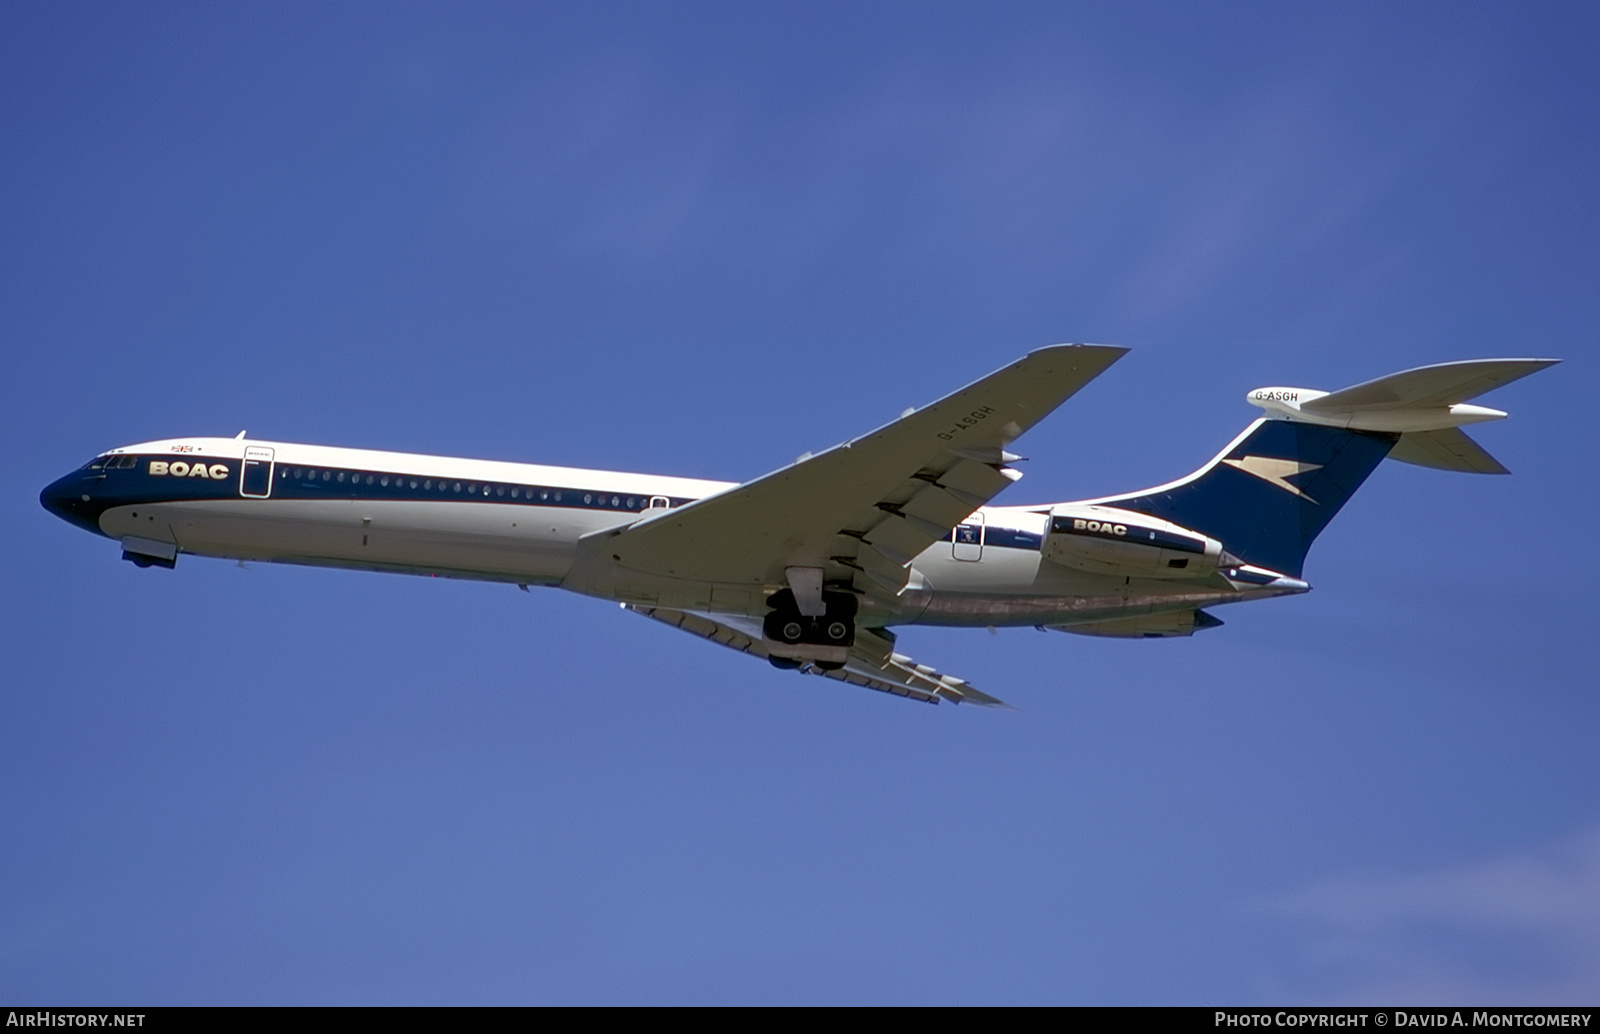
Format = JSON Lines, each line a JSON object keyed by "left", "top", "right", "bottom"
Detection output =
{"left": 981, "top": 527, "right": 1042, "bottom": 551}
{"left": 76, "top": 457, "right": 697, "bottom": 514}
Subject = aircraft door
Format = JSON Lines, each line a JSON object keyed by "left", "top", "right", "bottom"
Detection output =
{"left": 952, "top": 513, "right": 984, "bottom": 561}
{"left": 240, "top": 446, "right": 275, "bottom": 498}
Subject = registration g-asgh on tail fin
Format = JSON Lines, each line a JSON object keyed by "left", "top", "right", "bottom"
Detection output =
{"left": 1248, "top": 358, "right": 1559, "bottom": 473}
{"left": 39, "top": 348, "right": 1556, "bottom": 711}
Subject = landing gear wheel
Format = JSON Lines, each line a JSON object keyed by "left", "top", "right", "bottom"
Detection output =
{"left": 763, "top": 586, "right": 859, "bottom": 648}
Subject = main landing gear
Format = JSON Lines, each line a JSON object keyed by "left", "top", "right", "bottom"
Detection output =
{"left": 762, "top": 587, "right": 857, "bottom": 671}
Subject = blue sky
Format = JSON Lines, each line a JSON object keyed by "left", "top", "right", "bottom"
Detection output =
{"left": 3, "top": 2, "right": 1596, "bottom": 1004}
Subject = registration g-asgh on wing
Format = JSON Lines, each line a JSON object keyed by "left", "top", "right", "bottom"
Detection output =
{"left": 41, "top": 347, "right": 1556, "bottom": 709}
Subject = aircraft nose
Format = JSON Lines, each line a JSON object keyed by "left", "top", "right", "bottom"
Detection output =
{"left": 40, "top": 471, "right": 107, "bottom": 535}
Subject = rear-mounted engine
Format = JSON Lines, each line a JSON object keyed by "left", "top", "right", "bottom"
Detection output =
{"left": 1042, "top": 505, "right": 1227, "bottom": 579}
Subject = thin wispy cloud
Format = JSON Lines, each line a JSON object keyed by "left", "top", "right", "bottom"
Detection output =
{"left": 1259, "top": 828, "right": 1600, "bottom": 1004}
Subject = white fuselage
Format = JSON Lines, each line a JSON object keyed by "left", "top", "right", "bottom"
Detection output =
{"left": 56, "top": 435, "right": 1305, "bottom": 633}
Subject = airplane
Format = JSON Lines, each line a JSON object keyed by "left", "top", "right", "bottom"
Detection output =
{"left": 40, "top": 346, "right": 1556, "bottom": 709}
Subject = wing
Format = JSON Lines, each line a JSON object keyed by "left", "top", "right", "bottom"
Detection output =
{"left": 624, "top": 604, "right": 1010, "bottom": 708}
{"left": 1301, "top": 358, "right": 1558, "bottom": 412}
{"left": 585, "top": 344, "right": 1126, "bottom": 599}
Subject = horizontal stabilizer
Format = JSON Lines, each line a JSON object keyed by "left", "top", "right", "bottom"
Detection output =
{"left": 1387, "top": 427, "right": 1509, "bottom": 474}
{"left": 1302, "top": 358, "right": 1558, "bottom": 412}
{"left": 1247, "top": 357, "right": 1559, "bottom": 436}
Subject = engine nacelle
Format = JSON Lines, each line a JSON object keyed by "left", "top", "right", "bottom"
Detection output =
{"left": 1043, "top": 505, "right": 1224, "bottom": 578}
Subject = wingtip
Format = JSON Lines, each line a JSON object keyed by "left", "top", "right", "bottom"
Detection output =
{"left": 1477, "top": 357, "right": 1562, "bottom": 372}
{"left": 1033, "top": 342, "right": 1131, "bottom": 358}
{"left": 1025, "top": 343, "right": 1130, "bottom": 376}
{"left": 948, "top": 688, "right": 1016, "bottom": 710}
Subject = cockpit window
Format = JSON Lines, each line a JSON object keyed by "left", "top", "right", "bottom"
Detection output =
{"left": 85, "top": 454, "right": 137, "bottom": 470}
{"left": 83, "top": 455, "right": 110, "bottom": 470}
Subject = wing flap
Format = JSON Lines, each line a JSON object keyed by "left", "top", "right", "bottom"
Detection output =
{"left": 901, "top": 481, "right": 980, "bottom": 533}
{"left": 937, "top": 457, "right": 1020, "bottom": 503}
{"left": 861, "top": 513, "right": 933, "bottom": 568}
{"left": 845, "top": 539, "right": 915, "bottom": 593}
{"left": 829, "top": 473, "right": 1000, "bottom": 594}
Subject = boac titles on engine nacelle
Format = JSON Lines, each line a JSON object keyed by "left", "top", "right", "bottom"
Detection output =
{"left": 1042, "top": 505, "right": 1229, "bottom": 579}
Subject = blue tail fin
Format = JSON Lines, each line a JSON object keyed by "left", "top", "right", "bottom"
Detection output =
{"left": 1097, "top": 419, "right": 1397, "bottom": 577}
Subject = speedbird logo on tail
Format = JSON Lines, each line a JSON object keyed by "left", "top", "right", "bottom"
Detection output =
{"left": 1222, "top": 456, "right": 1323, "bottom": 502}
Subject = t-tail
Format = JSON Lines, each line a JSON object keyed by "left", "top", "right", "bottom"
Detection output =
{"left": 1071, "top": 358, "right": 1558, "bottom": 579}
